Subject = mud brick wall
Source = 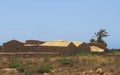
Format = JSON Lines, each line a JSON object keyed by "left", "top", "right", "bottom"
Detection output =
{"left": 24, "top": 46, "right": 77, "bottom": 55}
{"left": 3, "top": 40, "right": 88, "bottom": 55}
{"left": 3, "top": 44, "right": 77, "bottom": 55}
{"left": 77, "top": 43, "right": 90, "bottom": 52}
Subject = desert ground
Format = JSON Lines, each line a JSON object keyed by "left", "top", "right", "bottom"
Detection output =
{"left": 0, "top": 50, "right": 120, "bottom": 75}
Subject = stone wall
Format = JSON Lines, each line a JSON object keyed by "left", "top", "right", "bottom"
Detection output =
{"left": 3, "top": 40, "right": 77, "bottom": 55}
{"left": 3, "top": 40, "right": 93, "bottom": 54}
{"left": 24, "top": 46, "right": 77, "bottom": 55}
{"left": 77, "top": 43, "right": 90, "bottom": 52}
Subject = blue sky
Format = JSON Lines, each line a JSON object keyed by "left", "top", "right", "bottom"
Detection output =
{"left": 0, "top": 0, "right": 120, "bottom": 48}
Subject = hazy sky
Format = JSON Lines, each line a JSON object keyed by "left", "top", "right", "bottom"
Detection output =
{"left": 0, "top": 0, "right": 120, "bottom": 48}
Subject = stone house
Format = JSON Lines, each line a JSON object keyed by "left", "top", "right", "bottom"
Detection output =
{"left": 3, "top": 40, "right": 24, "bottom": 52}
{"left": 3, "top": 40, "right": 77, "bottom": 54}
{"left": 3, "top": 40, "right": 106, "bottom": 53}
{"left": 40, "top": 40, "right": 77, "bottom": 54}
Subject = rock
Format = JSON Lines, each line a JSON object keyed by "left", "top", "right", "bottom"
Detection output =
{"left": 58, "top": 68, "right": 62, "bottom": 71}
{"left": 89, "top": 69, "right": 93, "bottom": 73}
{"left": 1, "top": 68, "right": 19, "bottom": 74}
{"left": 83, "top": 70, "right": 93, "bottom": 75}
{"left": 51, "top": 70, "right": 56, "bottom": 75}
{"left": 44, "top": 73, "right": 50, "bottom": 75}
{"left": 51, "top": 70, "right": 56, "bottom": 73}
{"left": 96, "top": 68, "right": 104, "bottom": 74}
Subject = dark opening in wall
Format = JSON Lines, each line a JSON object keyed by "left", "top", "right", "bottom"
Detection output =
{"left": 16, "top": 48, "right": 19, "bottom": 50}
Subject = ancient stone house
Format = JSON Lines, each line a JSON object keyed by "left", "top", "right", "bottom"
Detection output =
{"left": 3, "top": 40, "right": 24, "bottom": 52}
{"left": 41, "top": 40, "right": 75, "bottom": 47}
{"left": 40, "top": 40, "right": 77, "bottom": 54}
{"left": 3, "top": 40, "right": 77, "bottom": 54}
{"left": 3, "top": 40, "right": 106, "bottom": 53}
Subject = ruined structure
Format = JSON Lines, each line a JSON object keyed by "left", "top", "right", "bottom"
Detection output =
{"left": 3, "top": 40, "right": 106, "bottom": 54}
{"left": 3, "top": 40, "right": 24, "bottom": 52}
{"left": 3, "top": 40, "right": 78, "bottom": 54}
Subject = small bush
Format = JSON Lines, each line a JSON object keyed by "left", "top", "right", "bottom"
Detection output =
{"left": 9, "top": 62, "right": 24, "bottom": 72}
{"left": 57, "top": 58, "right": 74, "bottom": 66}
{"left": 9, "top": 62, "right": 22, "bottom": 68}
{"left": 90, "top": 38, "right": 96, "bottom": 42}
{"left": 37, "top": 64, "right": 53, "bottom": 73}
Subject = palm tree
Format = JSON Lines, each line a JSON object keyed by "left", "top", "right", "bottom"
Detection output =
{"left": 94, "top": 29, "right": 109, "bottom": 43}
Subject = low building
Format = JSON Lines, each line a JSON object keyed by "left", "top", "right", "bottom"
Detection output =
{"left": 3, "top": 40, "right": 24, "bottom": 52}
{"left": 41, "top": 40, "right": 77, "bottom": 54}
{"left": 3, "top": 40, "right": 106, "bottom": 53}
{"left": 3, "top": 40, "right": 77, "bottom": 54}
{"left": 41, "top": 40, "right": 75, "bottom": 47}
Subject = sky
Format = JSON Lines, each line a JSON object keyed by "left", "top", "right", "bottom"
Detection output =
{"left": 0, "top": 0, "right": 120, "bottom": 49}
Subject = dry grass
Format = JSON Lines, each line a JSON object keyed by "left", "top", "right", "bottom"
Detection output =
{"left": 0, "top": 52, "right": 120, "bottom": 75}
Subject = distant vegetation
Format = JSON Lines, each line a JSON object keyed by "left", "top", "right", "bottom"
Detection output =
{"left": 90, "top": 28, "right": 109, "bottom": 43}
{"left": 38, "top": 64, "right": 53, "bottom": 73}
{"left": 9, "top": 62, "right": 22, "bottom": 68}
{"left": 107, "top": 48, "right": 120, "bottom": 52}
{"left": 9, "top": 61, "right": 24, "bottom": 73}
{"left": 57, "top": 57, "right": 75, "bottom": 66}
